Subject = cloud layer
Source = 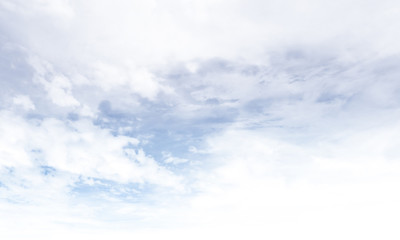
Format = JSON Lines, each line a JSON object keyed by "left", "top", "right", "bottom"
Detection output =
{"left": 1, "top": 0, "right": 400, "bottom": 239}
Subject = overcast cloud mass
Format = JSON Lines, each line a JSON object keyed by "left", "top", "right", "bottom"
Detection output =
{"left": 1, "top": 0, "right": 400, "bottom": 239}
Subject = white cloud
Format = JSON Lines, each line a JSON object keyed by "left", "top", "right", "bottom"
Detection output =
{"left": 2, "top": 0, "right": 399, "bottom": 83}
{"left": 3, "top": 124, "right": 400, "bottom": 239}
{"left": 162, "top": 151, "right": 188, "bottom": 164}
{"left": 37, "top": 74, "right": 80, "bottom": 107}
{"left": 28, "top": 56, "right": 80, "bottom": 107}
{"left": 0, "top": 111, "right": 181, "bottom": 187}
{"left": 1, "top": 0, "right": 400, "bottom": 239}
{"left": 180, "top": 126, "right": 400, "bottom": 239}
{"left": 12, "top": 95, "right": 35, "bottom": 110}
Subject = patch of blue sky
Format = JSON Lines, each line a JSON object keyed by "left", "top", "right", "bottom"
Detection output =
{"left": 88, "top": 53, "right": 356, "bottom": 165}
{"left": 0, "top": 44, "right": 35, "bottom": 106}
{"left": 93, "top": 97, "right": 237, "bottom": 165}
{"left": 137, "top": 129, "right": 203, "bottom": 165}
{"left": 40, "top": 165, "right": 56, "bottom": 176}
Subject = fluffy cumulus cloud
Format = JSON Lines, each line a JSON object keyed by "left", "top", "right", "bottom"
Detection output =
{"left": 1, "top": 0, "right": 400, "bottom": 239}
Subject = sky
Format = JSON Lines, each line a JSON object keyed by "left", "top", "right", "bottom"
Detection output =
{"left": 1, "top": 0, "right": 400, "bottom": 239}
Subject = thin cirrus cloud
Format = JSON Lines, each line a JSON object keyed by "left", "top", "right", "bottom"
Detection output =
{"left": 1, "top": 0, "right": 400, "bottom": 239}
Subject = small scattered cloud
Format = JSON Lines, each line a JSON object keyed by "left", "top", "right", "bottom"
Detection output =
{"left": 12, "top": 95, "right": 35, "bottom": 110}
{"left": 162, "top": 152, "right": 188, "bottom": 165}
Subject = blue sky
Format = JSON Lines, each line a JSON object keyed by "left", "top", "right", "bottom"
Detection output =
{"left": 1, "top": 0, "right": 400, "bottom": 239}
